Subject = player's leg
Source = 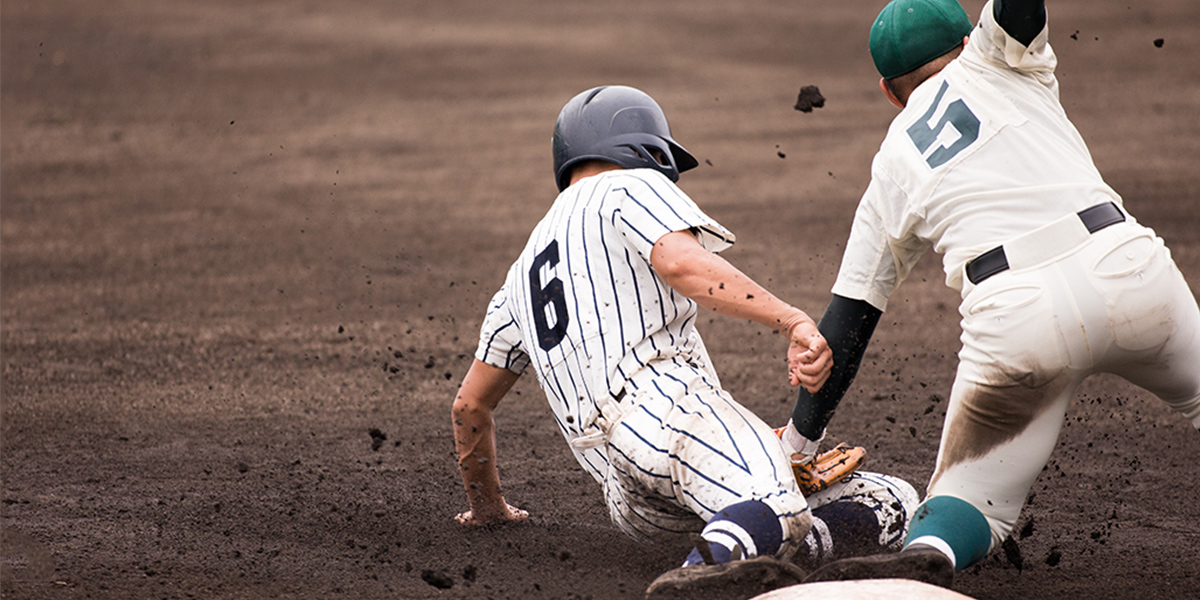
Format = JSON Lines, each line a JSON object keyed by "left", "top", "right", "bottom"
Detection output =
{"left": 602, "top": 462, "right": 705, "bottom": 546}
{"left": 680, "top": 498, "right": 795, "bottom": 565}
{"left": 1086, "top": 228, "right": 1200, "bottom": 428}
{"left": 803, "top": 370, "right": 1081, "bottom": 587}
{"left": 807, "top": 260, "right": 1086, "bottom": 585}
{"left": 905, "top": 352, "right": 1084, "bottom": 572}
{"left": 605, "top": 366, "right": 811, "bottom": 562}
{"left": 795, "top": 471, "right": 919, "bottom": 568}
{"left": 672, "top": 380, "right": 812, "bottom": 564}
{"left": 898, "top": 256, "right": 1093, "bottom": 570}
{"left": 917, "top": 384, "right": 1075, "bottom": 561}
{"left": 630, "top": 369, "right": 817, "bottom": 599}
{"left": 905, "top": 228, "right": 1200, "bottom": 572}
{"left": 601, "top": 388, "right": 706, "bottom": 545}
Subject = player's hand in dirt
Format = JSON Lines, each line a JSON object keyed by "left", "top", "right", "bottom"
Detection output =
{"left": 454, "top": 502, "right": 529, "bottom": 526}
{"left": 786, "top": 320, "right": 832, "bottom": 393}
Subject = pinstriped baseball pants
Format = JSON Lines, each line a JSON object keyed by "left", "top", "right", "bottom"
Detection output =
{"left": 601, "top": 364, "right": 811, "bottom": 554}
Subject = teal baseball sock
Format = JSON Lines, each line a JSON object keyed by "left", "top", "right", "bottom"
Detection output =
{"left": 903, "top": 495, "right": 992, "bottom": 571}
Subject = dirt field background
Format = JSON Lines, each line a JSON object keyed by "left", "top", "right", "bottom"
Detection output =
{"left": 3, "top": 1, "right": 1198, "bottom": 598}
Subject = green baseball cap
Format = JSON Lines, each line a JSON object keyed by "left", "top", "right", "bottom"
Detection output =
{"left": 869, "top": 0, "right": 974, "bottom": 79}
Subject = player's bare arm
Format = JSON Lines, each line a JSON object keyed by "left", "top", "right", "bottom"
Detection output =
{"left": 650, "top": 229, "right": 833, "bottom": 392}
{"left": 451, "top": 359, "right": 529, "bottom": 526}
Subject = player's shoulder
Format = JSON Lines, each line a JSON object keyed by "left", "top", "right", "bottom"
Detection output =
{"left": 597, "top": 168, "right": 679, "bottom": 190}
{"left": 570, "top": 168, "right": 687, "bottom": 205}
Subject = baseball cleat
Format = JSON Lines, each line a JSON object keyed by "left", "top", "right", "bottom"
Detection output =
{"left": 644, "top": 556, "right": 808, "bottom": 600}
{"left": 801, "top": 547, "right": 955, "bottom": 589}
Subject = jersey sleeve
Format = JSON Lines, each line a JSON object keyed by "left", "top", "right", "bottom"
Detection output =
{"left": 831, "top": 184, "right": 897, "bottom": 312}
{"left": 608, "top": 170, "right": 735, "bottom": 260}
{"left": 474, "top": 281, "right": 531, "bottom": 374}
{"left": 968, "top": 0, "right": 1056, "bottom": 87}
{"left": 831, "top": 168, "right": 929, "bottom": 312}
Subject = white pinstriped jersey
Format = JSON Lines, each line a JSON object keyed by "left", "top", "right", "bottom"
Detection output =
{"left": 476, "top": 168, "right": 734, "bottom": 481}
{"left": 475, "top": 166, "right": 921, "bottom": 550}
{"left": 833, "top": 0, "right": 1124, "bottom": 309}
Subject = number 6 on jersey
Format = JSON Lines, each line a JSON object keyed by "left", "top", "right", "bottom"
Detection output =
{"left": 529, "top": 240, "right": 569, "bottom": 350}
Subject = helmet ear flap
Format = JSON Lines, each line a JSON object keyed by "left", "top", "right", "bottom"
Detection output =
{"left": 636, "top": 145, "right": 668, "bottom": 167}
{"left": 630, "top": 140, "right": 696, "bottom": 181}
{"left": 623, "top": 143, "right": 669, "bottom": 170}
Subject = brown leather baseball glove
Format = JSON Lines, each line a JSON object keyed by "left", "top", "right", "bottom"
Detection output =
{"left": 792, "top": 443, "right": 867, "bottom": 495}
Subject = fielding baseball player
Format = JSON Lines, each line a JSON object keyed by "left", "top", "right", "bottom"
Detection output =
{"left": 451, "top": 85, "right": 920, "bottom": 594}
{"left": 775, "top": 0, "right": 1200, "bottom": 587}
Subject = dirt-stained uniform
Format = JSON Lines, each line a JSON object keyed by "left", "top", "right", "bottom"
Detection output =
{"left": 457, "top": 86, "right": 918, "bottom": 582}
{"left": 477, "top": 165, "right": 916, "bottom": 556}
{"left": 797, "top": 0, "right": 1200, "bottom": 575}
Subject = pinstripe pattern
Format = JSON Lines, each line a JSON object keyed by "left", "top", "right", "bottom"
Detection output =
{"left": 475, "top": 168, "right": 812, "bottom": 544}
{"left": 473, "top": 167, "right": 923, "bottom": 556}
{"left": 602, "top": 361, "right": 809, "bottom": 545}
{"left": 806, "top": 471, "right": 920, "bottom": 550}
{"left": 476, "top": 168, "right": 734, "bottom": 482}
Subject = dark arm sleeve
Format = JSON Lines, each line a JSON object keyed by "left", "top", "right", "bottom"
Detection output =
{"left": 994, "top": 0, "right": 1047, "bottom": 47}
{"left": 789, "top": 295, "right": 882, "bottom": 440}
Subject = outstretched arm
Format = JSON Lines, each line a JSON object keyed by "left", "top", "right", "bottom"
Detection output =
{"left": 452, "top": 359, "right": 528, "bottom": 526}
{"left": 649, "top": 229, "right": 833, "bottom": 393}
{"left": 788, "top": 295, "right": 882, "bottom": 443}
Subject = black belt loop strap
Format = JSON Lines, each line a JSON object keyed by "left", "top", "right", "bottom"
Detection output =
{"left": 1078, "top": 201, "right": 1125, "bottom": 233}
{"left": 965, "top": 202, "right": 1125, "bottom": 285}
{"left": 965, "top": 246, "right": 1009, "bottom": 285}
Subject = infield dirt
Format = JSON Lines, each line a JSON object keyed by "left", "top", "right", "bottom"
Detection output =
{"left": 3, "top": 1, "right": 1198, "bottom": 598}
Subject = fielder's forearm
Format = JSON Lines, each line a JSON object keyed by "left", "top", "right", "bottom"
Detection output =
{"left": 790, "top": 295, "right": 881, "bottom": 439}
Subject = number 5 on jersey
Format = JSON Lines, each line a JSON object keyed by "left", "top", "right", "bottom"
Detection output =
{"left": 907, "top": 80, "right": 980, "bottom": 169}
{"left": 530, "top": 240, "right": 569, "bottom": 350}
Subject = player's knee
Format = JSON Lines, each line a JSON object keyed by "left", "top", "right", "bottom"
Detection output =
{"left": 875, "top": 473, "right": 921, "bottom": 516}
{"left": 778, "top": 508, "right": 813, "bottom": 561}
{"left": 749, "top": 493, "right": 812, "bottom": 560}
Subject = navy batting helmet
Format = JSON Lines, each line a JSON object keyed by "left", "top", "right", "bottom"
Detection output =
{"left": 552, "top": 85, "right": 699, "bottom": 192}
